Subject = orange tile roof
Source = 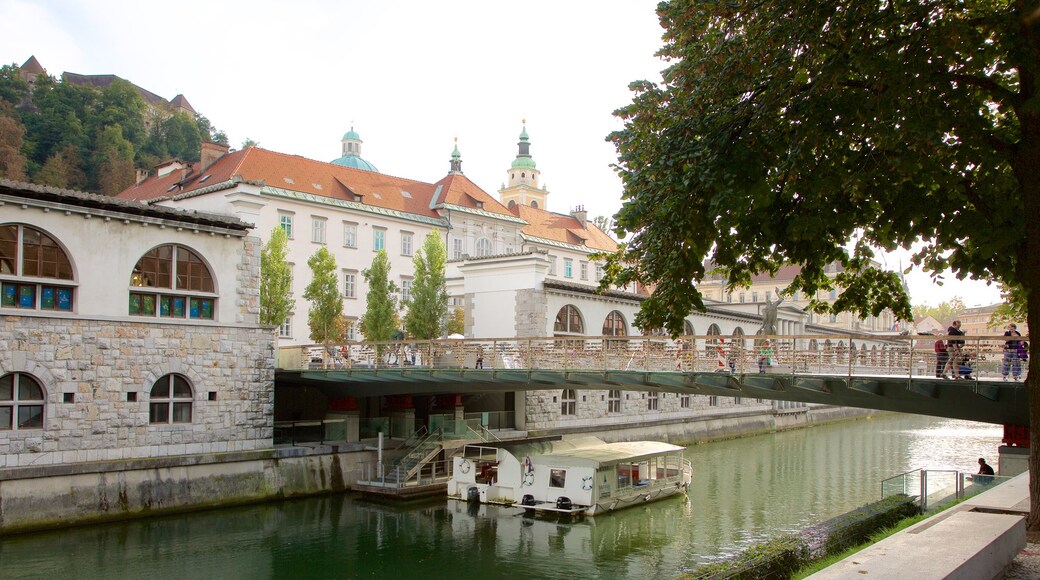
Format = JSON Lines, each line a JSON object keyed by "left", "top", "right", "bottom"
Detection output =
{"left": 509, "top": 204, "right": 618, "bottom": 252}
{"left": 118, "top": 148, "right": 524, "bottom": 223}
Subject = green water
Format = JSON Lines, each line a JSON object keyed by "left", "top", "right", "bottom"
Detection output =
{"left": 0, "top": 414, "right": 1001, "bottom": 579}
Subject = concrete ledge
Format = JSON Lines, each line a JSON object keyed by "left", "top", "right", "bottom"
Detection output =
{"left": 808, "top": 510, "right": 1025, "bottom": 579}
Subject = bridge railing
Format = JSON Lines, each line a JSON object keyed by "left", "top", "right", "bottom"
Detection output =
{"left": 283, "top": 333, "right": 1025, "bottom": 380}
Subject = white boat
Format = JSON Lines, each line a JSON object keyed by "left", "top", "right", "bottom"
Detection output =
{"left": 447, "top": 436, "right": 693, "bottom": 516}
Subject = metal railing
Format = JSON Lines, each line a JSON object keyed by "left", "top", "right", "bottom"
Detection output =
{"left": 357, "top": 458, "right": 454, "bottom": 489}
{"left": 881, "top": 468, "right": 1014, "bottom": 511}
{"left": 283, "top": 333, "right": 1027, "bottom": 382}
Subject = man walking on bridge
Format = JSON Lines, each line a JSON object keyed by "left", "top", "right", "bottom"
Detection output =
{"left": 941, "top": 320, "right": 965, "bottom": 379}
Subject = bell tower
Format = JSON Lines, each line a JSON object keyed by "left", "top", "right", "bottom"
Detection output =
{"left": 498, "top": 121, "right": 549, "bottom": 209}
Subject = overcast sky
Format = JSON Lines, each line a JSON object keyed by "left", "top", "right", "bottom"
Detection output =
{"left": 1, "top": 0, "right": 1004, "bottom": 308}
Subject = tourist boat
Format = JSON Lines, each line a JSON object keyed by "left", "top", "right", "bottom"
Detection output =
{"left": 447, "top": 436, "right": 693, "bottom": 516}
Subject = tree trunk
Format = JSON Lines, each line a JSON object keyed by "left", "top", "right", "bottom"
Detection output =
{"left": 1018, "top": 108, "right": 1040, "bottom": 531}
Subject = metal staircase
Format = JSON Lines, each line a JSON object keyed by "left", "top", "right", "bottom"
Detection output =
{"left": 380, "top": 420, "right": 499, "bottom": 487}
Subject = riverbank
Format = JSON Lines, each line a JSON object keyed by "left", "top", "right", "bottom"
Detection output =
{"left": 0, "top": 405, "right": 882, "bottom": 536}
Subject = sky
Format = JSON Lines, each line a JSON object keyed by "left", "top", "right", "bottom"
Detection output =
{"left": 0, "top": 0, "right": 1004, "bottom": 308}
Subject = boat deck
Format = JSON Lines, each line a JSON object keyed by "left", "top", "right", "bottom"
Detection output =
{"left": 520, "top": 501, "right": 589, "bottom": 515}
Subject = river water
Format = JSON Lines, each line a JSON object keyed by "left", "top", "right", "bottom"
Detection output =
{"left": 0, "top": 414, "right": 1002, "bottom": 579}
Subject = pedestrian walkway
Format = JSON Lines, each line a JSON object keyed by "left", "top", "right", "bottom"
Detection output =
{"left": 809, "top": 472, "right": 1031, "bottom": 579}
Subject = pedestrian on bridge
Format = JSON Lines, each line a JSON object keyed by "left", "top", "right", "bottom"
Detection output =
{"left": 941, "top": 321, "right": 965, "bottom": 379}
{"left": 1003, "top": 323, "right": 1023, "bottom": 382}
{"left": 934, "top": 339, "right": 948, "bottom": 378}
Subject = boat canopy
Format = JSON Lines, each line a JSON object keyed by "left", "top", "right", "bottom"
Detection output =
{"left": 528, "top": 441, "right": 686, "bottom": 469}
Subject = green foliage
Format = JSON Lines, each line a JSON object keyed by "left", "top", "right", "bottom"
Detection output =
{"left": 241, "top": 138, "right": 260, "bottom": 149}
{"left": 991, "top": 283, "right": 1028, "bottom": 327}
{"left": 361, "top": 249, "right": 399, "bottom": 342}
{"left": 689, "top": 534, "right": 809, "bottom": 580}
{"left": 690, "top": 495, "right": 919, "bottom": 579}
{"left": 259, "top": 227, "right": 295, "bottom": 328}
{"left": 403, "top": 232, "right": 448, "bottom": 339}
{"left": 446, "top": 307, "right": 465, "bottom": 336}
{"left": 303, "top": 245, "right": 343, "bottom": 343}
{"left": 94, "top": 124, "right": 135, "bottom": 195}
{"left": 0, "top": 102, "right": 27, "bottom": 180}
{"left": 0, "top": 64, "right": 28, "bottom": 106}
{"left": 911, "top": 297, "right": 966, "bottom": 327}
{"left": 807, "top": 495, "right": 920, "bottom": 557}
{"left": 605, "top": 0, "right": 1036, "bottom": 337}
{"left": 10, "top": 68, "right": 226, "bottom": 193}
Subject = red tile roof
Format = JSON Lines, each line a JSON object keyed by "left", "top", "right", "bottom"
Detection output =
{"left": 118, "top": 147, "right": 522, "bottom": 222}
{"left": 509, "top": 203, "right": 617, "bottom": 252}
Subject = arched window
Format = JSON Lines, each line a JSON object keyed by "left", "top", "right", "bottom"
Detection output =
{"left": 0, "top": 224, "right": 75, "bottom": 311}
{"left": 683, "top": 320, "right": 694, "bottom": 336}
{"left": 149, "top": 374, "right": 194, "bottom": 424}
{"left": 475, "top": 238, "right": 492, "bottom": 257}
{"left": 530, "top": 200, "right": 539, "bottom": 209}
{"left": 608, "top": 390, "right": 621, "bottom": 413}
{"left": 602, "top": 310, "right": 627, "bottom": 349}
{"left": 553, "top": 305, "right": 584, "bottom": 334}
{"left": 0, "top": 372, "right": 45, "bottom": 430}
{"left": 706, "top": 324, "right": 722, "bottom": 345}
{"left": 602, "top": 311, "right": 627, "bottom": 336}
{"left": 508, "top": 200, "right": 516, "bottom": 208}
{"left": 561, "top": 389, "right": 576, "bottom": 416}
{"left": 130, "top": 245, "right": 216, "bottom": 319}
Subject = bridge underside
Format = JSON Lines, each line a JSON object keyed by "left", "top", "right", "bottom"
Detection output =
{"left": 276, "top": 369, "right": 1029, "bottom": 426}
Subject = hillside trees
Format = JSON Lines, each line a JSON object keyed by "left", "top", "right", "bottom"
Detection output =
{"left": 603, "top": 1, "right": 1040, "bottom": 527}
{"left": 0, "top": 62, "right": 227, "bottom": 193}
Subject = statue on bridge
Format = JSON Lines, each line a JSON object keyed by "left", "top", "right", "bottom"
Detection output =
{"left": 760, "top": 288, "right": 785, "bottom": 336}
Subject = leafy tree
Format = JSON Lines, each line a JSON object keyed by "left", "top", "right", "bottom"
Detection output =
{"left": 35, "top": 143, "right": 87, "bottom": 189}
{"left": 592, "top": 215, "right": 614, "bottom": 235}
{"left": 303, "top": 246, "right": 343, "bottom": 366}
{"left": 0, "top": 102, "right": 27, "bottom": 180}
{"left": 992, "top": 283, "right": 1028, "bottom": 328}
{"left": 195, "top": 115, "right": 228, "bottom": 146}
{"left": 0, "top": 64, "right": 28, "bottom": 107}
{"left": 603, "top": 1, "right": 1040, "bottom": 527}
{"left": 360, "top": 249, "right": 399, "bottom": 342}
{"left": 259, "top": 227, "right": 295, "bottom": 328}
{"left": 163, "top": 112, "right": 203, "bottom": 161}
{"left": 241, "top": 138, "right": 260, "bottom": 149}
{"left": 94, "top": 124, "right": 135, "bottom": 195}
{"left": 404, "top": 232, "right": 448, "bottom": 339}
{"left": 911, "top": 298, "right": 966, "bottom": 327}
{"left": 93, "top": 78, "right": 146, "bottom": 148}
{"left": 446, "top": 307, "right": 465, "bottom": 336}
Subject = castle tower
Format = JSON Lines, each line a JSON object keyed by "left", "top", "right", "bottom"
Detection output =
{"left": 498, "top": 121, "right": 548, "bottom": 209}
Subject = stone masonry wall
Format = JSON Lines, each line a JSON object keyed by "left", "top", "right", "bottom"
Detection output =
{"left": 515, "top": 288, "right": 548, "bottom": 337}
{"left": 0, "top": 315, "right": 274, "bottom": 468}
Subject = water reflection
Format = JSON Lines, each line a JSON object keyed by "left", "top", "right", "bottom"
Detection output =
{"left": 0, "top": 415, "right": 1002, "bottom": 579}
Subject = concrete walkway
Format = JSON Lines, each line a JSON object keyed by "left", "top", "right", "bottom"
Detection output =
{"left": 809, "top": 472, "right": 1031, "bottom": 579}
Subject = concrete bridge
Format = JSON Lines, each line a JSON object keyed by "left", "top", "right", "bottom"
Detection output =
{"left": 276, "top": 334, "right": 1029, "bottom": 427}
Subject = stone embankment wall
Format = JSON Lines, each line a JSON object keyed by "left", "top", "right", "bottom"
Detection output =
{"left": 530, "top": 403, "right": 875, "bottom": 445}
{"left": 0, "top": 446, "right": 376, "bottom": 535}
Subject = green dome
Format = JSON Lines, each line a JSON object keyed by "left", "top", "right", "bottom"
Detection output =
{"left": 342, "top": 128, "right": 361, "bottom": 141}
{"left": 511, "top": 157, "right": 536, "bottom": 170}
{"left": 331, "top": 154, "right": 379, "bottom": 172}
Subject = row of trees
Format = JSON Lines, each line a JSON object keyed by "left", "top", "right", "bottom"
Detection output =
{"left": 0, "top": 64, "right": 227, "bottom": 194}
{"left": 260, "top": 230, "right": 463, "bottom": 353}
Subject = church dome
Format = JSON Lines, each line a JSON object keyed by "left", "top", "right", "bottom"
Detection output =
{"left": 511, "top": 156, "right": 537, "bottom": 170}
{"left": 342, "top": 128, "right": 361, "bottom": 141}
{"left": 331, "top": 154, "right": 379, "bottom": 172}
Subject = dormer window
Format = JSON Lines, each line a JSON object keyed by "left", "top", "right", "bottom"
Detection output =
{"left": 475, "top": 201, "right": 484, "bottom": 210}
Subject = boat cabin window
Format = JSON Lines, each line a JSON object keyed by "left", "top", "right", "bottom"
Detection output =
{"left": 549, "top": 468, "right": 567, "bottom": 488}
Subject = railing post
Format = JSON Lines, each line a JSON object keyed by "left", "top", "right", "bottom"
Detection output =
{"left": 921, "top": 470, "right": 928, "bottom": 511}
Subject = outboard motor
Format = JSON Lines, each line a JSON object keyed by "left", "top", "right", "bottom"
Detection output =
{"left": 521, "top": 494, "right": 536, "bottom": 507}
{"left": 467, "top": 486, "right": 480, "bottom": 503}
{"left": 556, "top": 496, "right": 573, "bottom": 510}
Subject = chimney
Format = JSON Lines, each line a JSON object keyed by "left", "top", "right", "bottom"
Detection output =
{"left": 200, "top": 141, "right": 230, "bottom": 171}
{"left": 570, "top": 205, "right": 588, "bottom": 229}
{"left": 134, "top": 168, "right": 149, "bottom": 185}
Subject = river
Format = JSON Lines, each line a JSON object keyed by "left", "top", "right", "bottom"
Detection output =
{"left": 0, "top": 413, "right": 1002, "bottom": 579}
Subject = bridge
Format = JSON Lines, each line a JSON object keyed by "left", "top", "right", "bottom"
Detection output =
{"left": 276, "top": 334, "right": 1030, "bottom": 427}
